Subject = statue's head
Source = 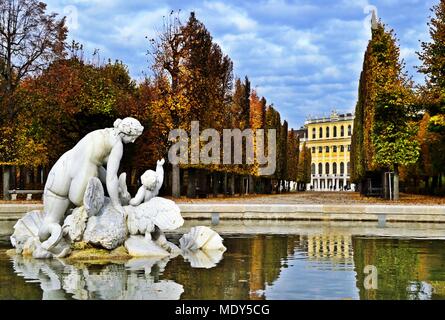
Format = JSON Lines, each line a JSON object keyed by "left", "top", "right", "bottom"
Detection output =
{"left": 114, "top": 118, "right": 144, "bottom": 143}
{"left": 141, "top": 170, "right": 158, "bottom": 191}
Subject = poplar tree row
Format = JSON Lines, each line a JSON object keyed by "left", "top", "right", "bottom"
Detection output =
{"left": 0, "top": 3, "right": 311, "bottom": 196}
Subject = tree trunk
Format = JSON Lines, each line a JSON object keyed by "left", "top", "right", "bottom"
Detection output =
{"left": 2, "top": 166, "right": 11, "bottom": 200}
{"left": 393, "top": 165, "right": 400, "bottom": 201}
{"left": 187, "top": 168, "right": 196, "bottom": 198}
{"left": 212, "top": 172, "right": 219, "bottom": 197}
{"left": 423, "top": 177, "right": 429, "bottom": 195}
{"left": 223, "top": 172, "right": 228, "bottom": 196}
{"left": 172, "top": 164, "right": 180, "bottom": 198}
{"left": 230, "top": 174, "right": 235, "bottom": 196}
{"left": 248, "top": 176, "right": 255, "bottom": 194}
{"left": 432, "top": 175, "right": 439, "bottom": 195}
{"left": 383, "top": 171, "right": 389, "bottom": 200}
{"left": 239, "top": 176, "right": 244, "bottom": 196}
{"left": 19, "top": 166, "right": 25, "bottom": 190}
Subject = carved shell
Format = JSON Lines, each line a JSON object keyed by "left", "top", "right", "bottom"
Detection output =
{"left": 179, "top": 226, "right": 226, "bottom": 251}
{"left": 10, "top": 211, "right": 45, "bottom": 251}
{"left": 126, "top": 197, "right": 184, "bottom": 235}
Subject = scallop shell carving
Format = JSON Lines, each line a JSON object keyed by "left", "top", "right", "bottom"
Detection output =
{"left": 10, "top": 210, "right": 45, "bottom": 252}
{"left": 179, "top": 226, "right": 226, "bottom": 251}
{"left": 126, "top": 197, "right": 184, "bottom": 235}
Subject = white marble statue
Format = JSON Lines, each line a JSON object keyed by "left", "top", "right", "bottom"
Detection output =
{"left": 129, "top": 159, "right": 165, "bottom": 206}
{"left": 10, "top": 118, "right": 227, "bottom": 264}
{"left": 38, "top": 118, "right": 144, "bottom": 252}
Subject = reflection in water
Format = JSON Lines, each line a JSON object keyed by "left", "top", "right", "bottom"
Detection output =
{"left": 2, "top": 230, "right": 445, "bottom": 300}
{"left": 353, "top": 238, "right": 445, "bottom": 300}
{"left": 11, "top": 255, "right": 184, "bottom": 300}
{"left": 182, "top": 249, "right": 226, "bottom": 269}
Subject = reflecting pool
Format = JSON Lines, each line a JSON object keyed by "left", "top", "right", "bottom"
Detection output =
{"left": 1, "top": 220, "right": 445, "bottom": 300}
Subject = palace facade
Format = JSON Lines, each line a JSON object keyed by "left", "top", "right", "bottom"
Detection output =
{"left": 304, "top": 112, "right": 355, "bottom": 191}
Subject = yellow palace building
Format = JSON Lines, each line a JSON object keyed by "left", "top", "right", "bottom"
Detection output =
{"left": 304, "top": 111, "right": 355, "bottom": 191}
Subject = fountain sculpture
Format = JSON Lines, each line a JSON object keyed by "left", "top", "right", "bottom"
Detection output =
{"left": 9, "top": 118, "right": 226, "bottom": 262}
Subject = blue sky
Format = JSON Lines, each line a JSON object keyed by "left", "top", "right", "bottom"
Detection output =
{"left": 44, "top": 0, "right": 437, "bottom": 129}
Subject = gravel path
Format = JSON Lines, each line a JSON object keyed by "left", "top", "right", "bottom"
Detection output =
{"left": 1, "top": 192, "right": 444, "bottom": 206}
{"left": 172, "top": 192, "right": 445, "bottom": 206}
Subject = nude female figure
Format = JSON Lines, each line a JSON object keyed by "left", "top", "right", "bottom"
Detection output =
{"left": 38, "top": 118, "right": 144, "bottom": 251}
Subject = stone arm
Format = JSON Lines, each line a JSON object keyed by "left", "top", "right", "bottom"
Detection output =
{"left": 129, "top": 186, "right": 146, "bottom": 206}
{"left": 154, "top": 159, "right": 165, "bottom": 196}
{"left": 106, "top": 141, "right": 124, "bottom": 209}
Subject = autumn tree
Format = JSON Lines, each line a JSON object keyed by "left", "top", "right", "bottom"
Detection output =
{"left": 286, "top": 129, "right": 300, "bottom": 188}
{"left": 0, "top": 0, "right": 67, "bottom": 199}
{"left": 249, "top": 90, "right": 265, "bottom": 129}
{"left": 279, "top": 120, "right": 288, "bottom": 190}
{"left": 231, "top": 77, "right": 251, "bottom": 130}
{"left": 265, "top": 105, "right": 283, "bottom": 191}
{"left": 296, "top": 142, "right": 311, "bottom": 190}
{"left": 351, "top": 55, "right": 369, "bottom": 184}
{"left": 149, "top": 11, "right": 235, "bottom": 196}
{"left": 370, "top": 23, "right": 419, "bottom": 200}
{"left": 417, "top": 0, "right": 445, "bottom": 194}
{"left": 352, "top": 20, "right": 419, "bottom": 200}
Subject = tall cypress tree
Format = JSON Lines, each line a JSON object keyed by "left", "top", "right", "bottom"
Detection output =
{"left": 352, "top": 19, "right": 419, "bottom": 199}
{"left": 417, "top": 0, "right": 445, "bottom": 193}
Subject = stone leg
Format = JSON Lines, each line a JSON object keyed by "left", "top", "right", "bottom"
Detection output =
{"left": 39, "top": 190, "right": 71, "bottom": 250}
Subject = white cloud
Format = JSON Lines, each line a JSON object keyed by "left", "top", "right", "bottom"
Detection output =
{"left": 40, "top": 0, "right": 435, "bottom": 129}
{"left": 200, "top": 1, "right": 258, "bottom": 32}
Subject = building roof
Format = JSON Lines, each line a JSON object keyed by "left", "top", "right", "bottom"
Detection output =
{"left": 305, "top": 112, "right": 355, "bottom": 125}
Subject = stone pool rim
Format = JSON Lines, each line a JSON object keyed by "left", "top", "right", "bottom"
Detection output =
{"left": 1, "top": 203, "right": 445, "bottom": 223}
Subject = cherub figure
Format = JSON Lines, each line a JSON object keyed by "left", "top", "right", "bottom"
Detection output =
{"left": 129, "top": 159, "right": 165, "bottom": 206}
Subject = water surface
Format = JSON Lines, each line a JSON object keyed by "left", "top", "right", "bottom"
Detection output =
{"left": 1, "top": 220, "right": 445, "bottom": 300}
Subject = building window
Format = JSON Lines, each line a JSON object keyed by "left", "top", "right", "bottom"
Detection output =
{"left": 340, "top": 145, "right": 345, "bottom": 152}
{"left": 319, "top": 127, "right": 323, "bottom": 139}
{"left": 333, "top": 126, "right": 337, "bottom": 137}
{"left": 318, "top": 163, "right": 323, "bottom": 175}
{"left": 348, "top": 125, "right": 352, "bottom": 136}
{"left": 325, "top": 163, "right": 330, "bottom": 175}
{"left": 312, "top": 147, "right": 316, "bottom": 153}
{"left": 312, "top": 128, "right": 316, "bottom": 139}
{"left": 333, "top": 146, "right": 337, "bottom": 153}
{"left": 347, "top": 162, "right": 350, "bottom": 175}
{"left": 333, "top": 163, "right": 338, "bottom": 175}
{"left": 340, "top": 162, "right": 345, "bottom": 175}
{"left": 348, "top": 145, "right": 351, "bottom": 152}
{"left": 326, "top": 146, "right": 330, "bottom": 153}
{"left": 319, "top": 147, "right": 322, "bottom": 154}
{"left": 311, "top": 163, "right": 316, "bottom": 175}
{"left": 326, "top": 127, "right": 330, "bottom": 138}
{"left": 341, "top": 126, "right": 345, "bottom": 137}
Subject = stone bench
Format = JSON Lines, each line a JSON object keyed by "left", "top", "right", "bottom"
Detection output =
{"left": 8, "top": 190, "right": 44, "bottom": 201}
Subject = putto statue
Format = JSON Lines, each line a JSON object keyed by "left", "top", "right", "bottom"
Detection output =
{"left": 10, "top": 118, "right": 226, "bottom": 263}
{"left": 129, "top": 159, "right": 165, "bottom": 206}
